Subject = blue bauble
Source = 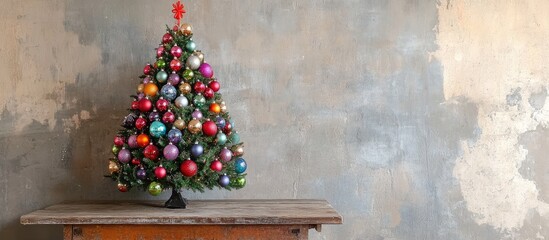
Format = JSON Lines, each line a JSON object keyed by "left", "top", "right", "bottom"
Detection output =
{"left": 161, "top": 84, "right": 177, "bottom": 101}
{"left": 186, "top": 40, "right": 196, "bottom": 52}
{"left": 148, "top": 111, "right": 160, "bottom": 122}
{"left": 149, "top": 121, "right": 167, "bottom": 138}
{"left": 215, "top": 116, "right": 226, "bottom": 128}
{"left": 230, "top": 132, "right": 240, "bottom": 144}
{"left": 229, "top": 119, "right": 235, "bottom": 128}
{"left": 218, "top": 175, "right": 230, "bottom": 187}
{"left": 156, "top": 70, "right": 168, "bottom": 83}
{"left": 167, "top": 128, "right": 183, "bottom": 143}
{"left": 136, "top": 168, "right": 147, "bottom": 180}
{"left": 191, "top": 143, "right": 204, "bottom": 157}
{"left": 235, "top": 158, "right": 247, "bottom": 174}
{"left": 216, "top": 132, "right": 227, "bottom": 145}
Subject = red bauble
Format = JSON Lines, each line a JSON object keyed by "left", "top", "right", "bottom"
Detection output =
{"left": 203, "top": 88, "right": 214, "bottom": 99}
{"left": 143, "top": 144, "right": 160, "bottom": 161}
{"left": 170, "top": 59, "right": 182, "bottom": 72}
{"left": 131, "top": 158, "right": 141, "bottom": 165}
{"left": 113, "top": 136, "right": 125, "bottom": 147}
{"left": 156, "top": 98, "right": 169, "bottom": 112}
{"left": 194, "top": 81, "right": 206, "bottom": 93}
{"left": 223, "top": 122, "right": 232, "bottom": 135}
{"left": 210, "top": 160, "right": 223, "bottom": 172}
{"left": 156, "top": 46, "right": 164, "bottom": 58}
{"left": 155, "top": 166, "right": 167, "bottom": 179}
{"left": 143, "top": 64, "right": 152, "bottom": 75}
{"left": 137, "top": 134, "right": 150, "bottom": 148}
{"left": 180, "top": 160, "right": 198, "bottom": 177}
{"left": 209, "top": 80, "right": 220, "bottom": 92}
{"left": 162, "top": 33, "right": 173, "bottom": 43}
{"left": 131, "top": 100, "right": 139, "bottom": 110}
{"left": 118, "top": 184, "right": 128, "bottom": 192}
{"left": 135, "top": 117, "right": 147, "bottom": 130}
{"left": 138, "top": 98, "right": 153, "bottom": 112}
{"left": 202, "top": 120, "right": 218, "bottom": 136}
{"left": 162, "top": 111, "right": 175, "bottom": 124}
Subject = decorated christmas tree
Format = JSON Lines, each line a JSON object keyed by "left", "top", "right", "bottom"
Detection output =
{"left": 107, "top": 1, "right": 247, "bottom": 209}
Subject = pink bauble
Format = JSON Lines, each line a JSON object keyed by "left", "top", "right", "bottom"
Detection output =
{"left": 170, "top": 45, "right": 183, "bottom": 58}
{"left": 156, "top": 46, "right": 165, "bottom": 57}
{"left": 155, "top": 166, "right": 167, "bottom": 179}
{"left": 163, "top": 144, "right": 179, "bottom": 161}
{"left": 198, "top": 63, "right": 214, "bottom": 78}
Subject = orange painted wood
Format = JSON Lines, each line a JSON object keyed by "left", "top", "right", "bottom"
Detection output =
{"left": 65, "top": 224, "right": 309, "bottom": 240}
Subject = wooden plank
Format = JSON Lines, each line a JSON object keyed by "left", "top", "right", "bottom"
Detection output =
{"left": 63, "top": 225, "right": 72, "bottom": 240}
{"left": 21, "top": 199, "right": 342, "bottom": 226}
{"left": 69, "top": 224, "right": 309, "bottom": 240}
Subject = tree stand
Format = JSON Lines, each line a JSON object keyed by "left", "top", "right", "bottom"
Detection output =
{"left": 165, "top": 189, "right": 187, "bottom": 209}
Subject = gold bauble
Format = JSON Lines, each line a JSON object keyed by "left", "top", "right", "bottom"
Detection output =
{"left": 108, "top": 161, "right": 120, "bottom": 174}
{"left": 188, "top": 119, "right": 202, "bottom": 134}
{"left": 220, "top": 101, "right": 227, "bottom": 113}
{"left": 180, "top": 23, "right": 193, "bottom": 36}
{"left": 137, "top": 83, "right": 144, "bottom": 93}
{"left": 174, "top": 118, "right": 186, "bottom": 130}
{"left": 231, "top": 145, "right": 244, "bottom": 157}
{"left": 179, "top": 82, "right": 192, "bottom": 94}
{"left": 193, "top": 50, "right": 204, "bottom": 63}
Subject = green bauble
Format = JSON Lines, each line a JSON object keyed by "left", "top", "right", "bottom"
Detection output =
{"left": 148, "top": 182, "right": 163, "bottom": 196}
{"left": 231, "top": 176, "right": 246, "bottom": 189}
{"left": 156, "top": 59, "right": 166, "bottom": 69}
{"left": 230, "top": 132, "right": 240, "bottom": 144}
{"left": 157, "top": 137, "right": 169, "bottom": 148}
{"left": 216, "top": 132, "right": 227, "bottom": 145}
{"left": 183, "top": 69, "right": 194, "bottom": 80}
{"left": 193, "top": 94, "right": 206, "bottom": 107}
{"left": 186, "top": 40, "right": 196, "bottom": 52}
{"left": 112, "top": 145, "right": 121, "bottom": 155}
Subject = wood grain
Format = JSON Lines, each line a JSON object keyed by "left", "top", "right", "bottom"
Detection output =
{"left": 21, "top": 199, "right": 342, "bottom": 226}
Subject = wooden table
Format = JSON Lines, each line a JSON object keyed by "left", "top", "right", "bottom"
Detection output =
{"left": 20, "top": 199, "right": 342, "bottom": 240}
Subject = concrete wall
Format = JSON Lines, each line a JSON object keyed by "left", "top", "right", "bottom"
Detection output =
{"left": 0, "top": 0, "right": 548, "bottom": 239}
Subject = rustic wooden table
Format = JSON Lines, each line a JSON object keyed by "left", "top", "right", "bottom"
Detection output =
{"left": 20, "top": 199, "right": 342, "bottom": 240}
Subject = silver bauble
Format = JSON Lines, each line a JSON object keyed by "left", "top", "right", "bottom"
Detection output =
{"left": 186, "top": 55, "right": 201, "bottom": 70}
{"left": 175, "top": 95, "right": 189, "bottom": 108}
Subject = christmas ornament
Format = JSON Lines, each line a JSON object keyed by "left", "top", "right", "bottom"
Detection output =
{"left": 174, "top": 118, "right": 186, "bottom": 130}
{"left": 114, "top": 136, "right": 125, "bottom": 147}
{"left": 209, "top": 80, "right": 220, "bottom": 92}
{"left": 202, "top": 120, "right": 218, "bottom": 136}
{"left": 172, "top": 1, "right": 186, "bottom": 26}
{"left": 170, "top": 45, "right": 183, "bottom": 58}
{"left": 232, "top": 176, "right": 246, "bottom": 189}
{"left": 210, "top": 160, "right": 223, "bottom": 172}
{"left": 135, "top": 117, "right": 147, "bottom": 130}
{"left": 193, "top": 94, "right": 206, "bottom": 107}
{"left": 219, "top": 148, "right": 233, "bottom": 162}
{"left": 128, "top": 134, "right": 138, "bottom": 148}
{"left": 149, "top": 121, "right": 167, "bottom": 138}
{"left": 156, "top": 98, "right": 169, "bottom": 112}
{"left": 191, "top": 109, "right": 203, "bottom": 119}
{"left": 193, "top": 51, "right": 204, "bottom": 63}
{"left": 231, "top": 144, "right": 244, "bottom": 157}
{"left": 118, "top": 183, "right": 128, "bottom": 192}
{"left": 229, "top": 119, "right": 235, "bottom": 128}
{"left": 223, "top": 122, "right": 232, "bottom": 135}
{"left": 161, "top": 84, "right": 177, "bottom": 101}
{"left": 180, "top": 23, "right": 192, "bottom": 36}
{"left": 203, "top": 88, "right": 214, "bottom": 99}
{"left": 148, "top": 181, "right": 163, "bottom": 196}
{"left": 131, "top": 158, "right": 141, "bottom": 165}
{"left": 194, "top": 81, "right": 206, "bottom": 93}
{"left": 167, "top": 128, "right": 183, "bottom": 143}
{"left": 156, "top": 70, "right": 168, "bottom": 83}
{"left": 186, "top": 40, "right": 196, "bottom": 52}
{"left": 123, "top": 113, "right": 138, "bottom": 128}
{"left": 137, "top": 134, "right": 150, "bottom": 148}
{"left": 230, "top": 132, "right": 240, "bottom": 144}
{"left": 112, "top": 145, "right": 121, "bottom": 155}
{"left": 108, "top": 161, "right": 120, "bottom": 174}
{"left": 136, "top": 168, "right": 147, "bottom": 180}
{"left": 220, "top": 101, "right": 227, "bottom": 113}
{"left": 143, "top": 76, "right": 152, "bottom": 84}
{"left": 199, "top": 63, "right": 213, "bottom": 78}
{"left": 131, "top": 100, "right": 139, "bottom": 110}
{"left": 188, "top": 119, "right": 202, "bottom": 134}
{"left": 183, "top": 69, "right": 194, "bottom": 80}
{"left": 215, "top": 116, "right": 226, "bottom": 128}
{"left": 209, "top": 103, "right": 221, "bottom": 113}
{"left": 218, "top": 175, "right": 230, "bottom": 187}
{"left": 156, "top": 45, "right": 165, "bottom": 57}
{"left": 148, "top": 110, "right": 160, "bottom": 122}
{"left": 170, "top": 59, "right": 182, "bottom": 72}
{"left": 156, "top": 58, "right": 167, "bottom": 69}
{"left": 163, "top": 143, "right": 180, "bottom": 161}
{"left": 179, "top": 82, "right": 192, "bottom": 94}
{"left": 191, "top": 143, "right": 204, "bottom": 158}
{"left": 180, "top": 160, "right": 198, "bottom": 177}
{"left": 216, "top": 132, "right": 227, "bottom": 145}
{"left": 155, "top": 166, "right": 167, "bottom": 179}
{"left": 143, "top": 83, "right": 159, "bottom": 97}
{"left": 168, "top": 72, "right": 181, "bottom": 85}
{"left": 137, "top": 84, "right": 144, "bottom": 93}
{"left": 162, "top": 33, "right": 173, "bottom": 44}
{"left": 234, "top": 158, "right": 247, "bottom": 174}
{"left": 138, "top": 98, "right": 153, "bottom": 112}
{"left": 175, "top": 95, "right": 189, "bottom": 108}
{"left": 162, "top": 111, "right": 175, "bottom": 124}
{"left": 185, "top": 55, "right": 201, "bottom": 70}
{"left": 117, "top": 148, "right": 131, "bottom": 164}
{"left": 143, "top": 144, "right": 160, "bottom": 161}
{"left": 143, "top": 64, "right": 152, "bottom": 75}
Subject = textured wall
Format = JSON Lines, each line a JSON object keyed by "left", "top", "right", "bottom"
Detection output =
{"left": 0, "top": 0, "right": 548, "bottom": 239}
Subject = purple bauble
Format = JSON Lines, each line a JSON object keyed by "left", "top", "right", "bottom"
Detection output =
{"left": 136, "top": 168, "right": 147, "bottom": 180}
{"left": 168, "top": 72, "right": 180, "bottom": 86}
{"left": 198, "top": 63, "right": 214, "bottom": 78}
{"left": 128, "top": 135, "right": 138, "bottom": 148}
{"left": 219, "top": 148, "right": 233, "bottom": 162}
{"left": 218, "top": 175, "right": 230, "bottom": 187}
{"left": 191, "top": 143, "right": 204, "bottom": 158}
{"left": 215, "top": 116, "right": 226, "bottom": 128}
{"left": 191, "top": 109, "right": 203, "bottom": 119}
{"left": 163, "top": 144, "right": 179, "bottom": 161}
{"left": 137, "top": 93, "right": 145, "bottom": 100}
{"left": 148, "top": 111, "right": 160, "bottom": 122}
{"left": 143, "top": 76, "right": 152, "bottom": 84}
{"left": 117, "top": 149, "right": 131, "bottom": 163}
{"left": 167, "top": 128, "right": 183, "bottom": 144}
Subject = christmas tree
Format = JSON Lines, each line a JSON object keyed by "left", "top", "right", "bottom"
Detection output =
{"left": 107, "top": 1, "right": 247, "bottom": 208}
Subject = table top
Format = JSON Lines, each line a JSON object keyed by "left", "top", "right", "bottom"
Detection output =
{"left": 20, "top": 199, "right": 342, "bottom": 225}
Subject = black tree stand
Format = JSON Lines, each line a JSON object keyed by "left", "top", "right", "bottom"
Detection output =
{"left": 165, "top": 189, "right": 188, "bottom": 209}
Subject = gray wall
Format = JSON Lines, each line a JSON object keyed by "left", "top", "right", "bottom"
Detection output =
{"left": 1, "top": 0, "right": 548, "bottom": 239}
